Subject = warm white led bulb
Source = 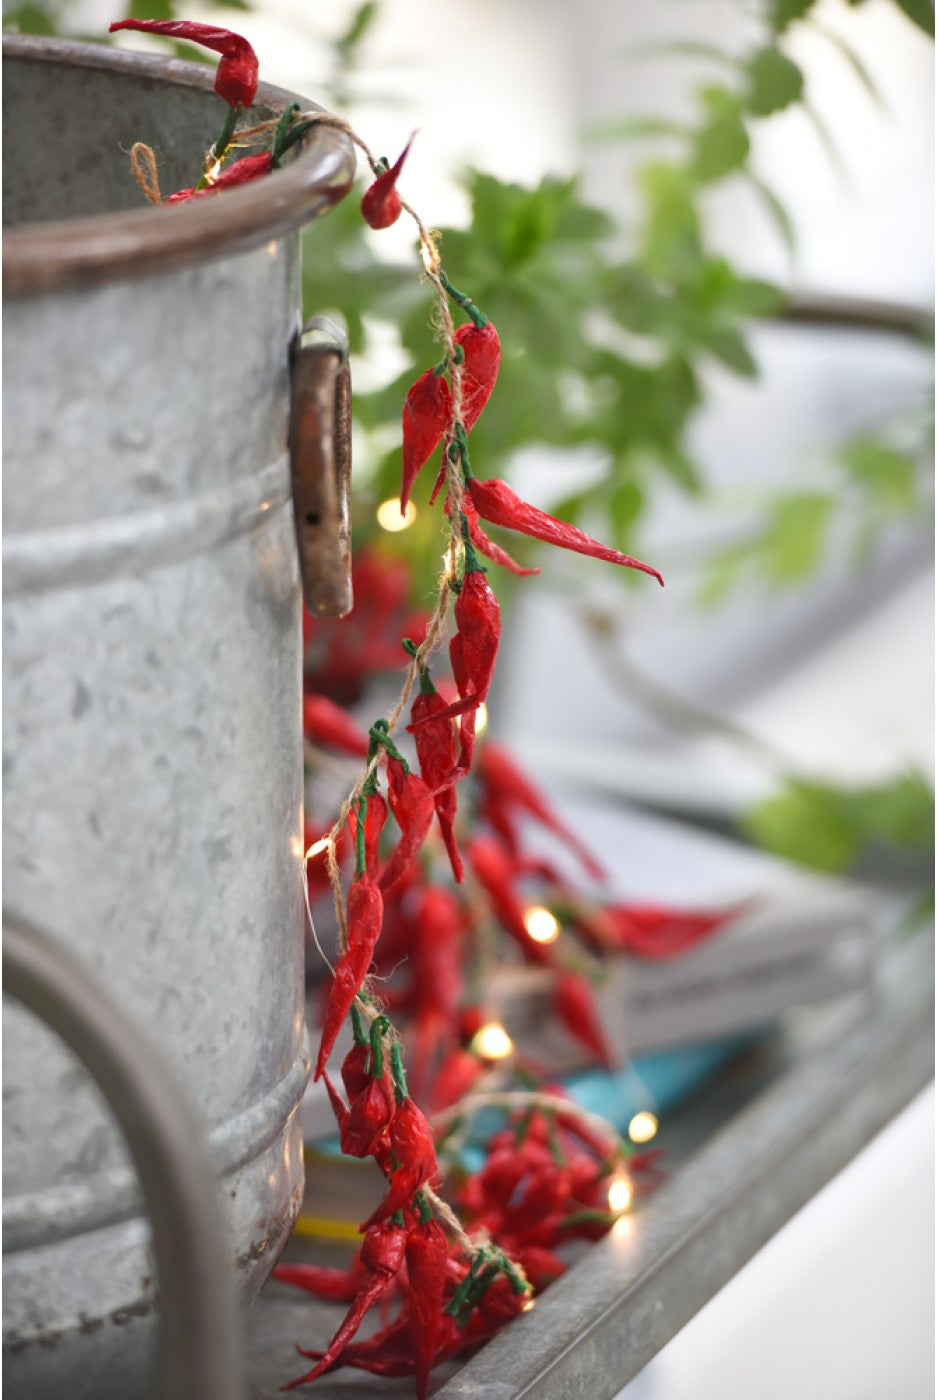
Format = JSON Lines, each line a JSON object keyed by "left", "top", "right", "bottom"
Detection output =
{"left": 472, "top": 1022, "right": 514, "bottom": 1060}
{"left": 376, "top": 498, "right": 417, "bottom": 532}
{"left": 523, "top": 906, "right": 560, "bottom": 944}
{"left": 607, "top": 1174, "right": 633, "bottom": 1213}
{"left": 474, "top": 702, "right": 489, "bottom": 735}
{"left": 305, "top": 837, "right": 332, "bottom": 861}
{"left": 628, "top": 1111, "right": 658, "bottom": 1145}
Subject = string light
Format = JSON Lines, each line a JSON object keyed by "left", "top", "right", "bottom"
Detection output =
{"left": 377, "top": 498, "right": 417, "bottom": 532}
{"left": 521, "top": 1297, "right": 537, "bottom": 1313}
{"left": 471, "top": 1022, "right": 514, "bottom": 1060}
{"left": 523, "top": 906, "right": 560, "bottom": 944}
{"left": 474, "top": 702, "right": 488, "bottom": 735}
{"left": 628, "top": 1111, "right": 658, "bottom": 1145}
{"left": 606, "top": 1173, "right": 633, "bottom": 1214}
{"left": 305, "top": 837, "right": 332, "bottom": 861}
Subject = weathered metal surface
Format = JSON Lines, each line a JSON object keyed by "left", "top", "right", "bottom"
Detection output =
{"left": 1, "top": 36, "right": 354, "bottom": 1400}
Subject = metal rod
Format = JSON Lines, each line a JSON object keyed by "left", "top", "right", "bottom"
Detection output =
{"left": 2, "top": 910, "right": 243, "bottom": 1400}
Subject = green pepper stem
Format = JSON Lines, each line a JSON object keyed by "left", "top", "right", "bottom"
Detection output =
{"left": 390, "top": 1042, "right": 409, "bottom": 1104}
{"left": 354, "top": 793, "right": 367, "bottom": 878}
{"left": 350, "top": 1001, "right": 368, "bottom": 1047}
{"left": 368, "top": 1016, "right": 389, "bottom": 1078}
{"left": 439, "top": 271, "right": 488, "bottom": 329}
{"left": 195, "top": 104, "right": 239, "bottom": 189}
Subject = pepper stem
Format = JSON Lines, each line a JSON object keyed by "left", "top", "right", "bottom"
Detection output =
{"left": 438, "top": 271, "right": 488, "bottom": 329}
{"left": 368, "top": 1015, "right": 389, "bottom": 1078}
{"left": 195, "top": 103, "right": 239, "bottom": 189}
{"left": 390, "top": 1042, "right": 409, "bottom": 1104}
{"left": 350, "top": 1001, "right": 368, "bottom": 1047}
{"left": 403, "top": 638, "right": 435, "bottom": 694}
{"left": 354, "top": 793, "right": 367, "bottom": 878}
{"left": 368, "top": 719, "right": 409, "bottom": 772}
{"left": 459, "top": 515, "right": 483, "bottom": 576}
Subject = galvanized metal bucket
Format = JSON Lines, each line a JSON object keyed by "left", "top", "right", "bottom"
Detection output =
{"left": 2, "top": 34, "right": 354, "bottom": 1399}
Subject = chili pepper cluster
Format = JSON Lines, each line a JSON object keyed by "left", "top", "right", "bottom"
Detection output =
{"left": 112, "top": 20, "right": 737, "bottom": 1394}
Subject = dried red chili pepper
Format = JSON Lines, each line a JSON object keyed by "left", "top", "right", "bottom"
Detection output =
{"left": 314, "top": 864, "right": 384, "bottom": 1079}
{"left": 404, "top": 647, "right": 463, "bottom": 880}
{"left": 554, "top": 969, "right": 612, "bottom": 1067}
{"left": 378, "top": 751, "right": 436, "bottom": 895}
{"left": 282, "top": 1219, "right": 408, "bottom": 1390}
{"left": 303, "top": 692, "right": 371, "bottom": 757}
{"left": 606, "top": 900, "right": 744, "bottom": 958}
{"left": 331, "top": 1017, "right": 397, "bottom": 1157}
{"left": 361, "top": 135, "right": 414, "bottom": 229}
{"left": 109, "top": 19, "right": 258, "bottom": 108}
{"left": 272, "top": 1257, "right": 368, "bottom": 1302}
{"left": 453, "top": 318, "right": 501, "bottom": 430}
{"left": 359, "top": 1047, "right": 439, "bottom": 1231}
{"left": 405, "top": 1205, "right": 450, "bottom": 1400}
{"left": 478, "top": 740, "right": 606, "bottom": 881}
{"left": 467, "top": 477, "right": 664, "bottom": 585}
{"left": 409, "top": 559, "right": 501, "bottom": 771}
{"left": 401, "top": 369, "right": 453, "bottom": 513}
{"left": 165, "top": 150, "right": 272, "bottom": 202}
{"left": 514, "top": 1244, "right": 566, "bottom": 1291}
{"left": 347, "top": 788, "right": 388, "bottom": 878}
{"left": 456, "top": 493, "right": 540, "bottom": 577}
{"left": 467, "top": 836, "right": 555, "bottom": 966}
{"left": 430, "top": 1046, "right": 484, "bottom": 1113}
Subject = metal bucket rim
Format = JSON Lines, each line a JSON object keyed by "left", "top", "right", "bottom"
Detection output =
{"left": 2, "top": 34, "right": 356, "bottom": 297}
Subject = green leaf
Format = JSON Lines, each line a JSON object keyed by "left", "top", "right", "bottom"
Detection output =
{"left": 895, "top": 0, "right": 935, "bottom": 36}
{"left": 606, "top": 479, "right": 645, "bottom": 551}
{"left": 638, "top": 162, "right": 701, "bottom": 275}
{"left": 336, "top": 1, "right": 379, "bottom": 55}
{"left": 858, "top": 773, "right": 935, "bottom": 851}
{"left": 763, "top": 492, "right": 833, "bottom": 582}
{"left": 743, "top": 781, "right": 862, "bottom": 872}
{"left": 689, "top": 89, "right": 750, "bottom": 183}
{"left": 770, "top": 0, "right": 817, "bottom": 32}
{"left": 2, "top": 1, "right": 59, "bottom": 32}
{"left": 697, "top": 540, "right": 755, "bottom": 607}
{"left": 744, "top": 47, "right": 805, "bottom": 115}
{"left": 839, "top": 439, "right": 918, "bottom": 510}
{"left": 705, "top": 327, "right": 759, "bottom": 376}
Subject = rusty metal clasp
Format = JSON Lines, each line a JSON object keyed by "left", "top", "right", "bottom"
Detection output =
{"left": 289, "top": 316, "right": 353, "bottom": 618}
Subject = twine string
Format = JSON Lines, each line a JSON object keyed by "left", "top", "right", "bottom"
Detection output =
{"left": 130, "top": 142, "right": 162, "bottom": 205}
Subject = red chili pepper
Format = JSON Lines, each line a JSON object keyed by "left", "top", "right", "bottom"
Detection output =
{"left": 401, "top": 369, "right": 453, "bottom": 513}
{"left": 340, "top": 1018, "right": 396, "bottom": 1156}
{"left": 408, "top": 564, "right": 501, "bottom": 772}
{"left": 430, "top": 1046, "right": 484, "bottom": 1113}
{"left": 165, "top": 150, "right": 273, "bottom": 203}
{"left": 408, "top": 662, "right": 463, "bottom": 881}
{"left": 272, "top": 1258, "right": 367, "bottom": 1302}
{"left": 303, "top": 692, "right": 371, "bottom": 757}
{"left": 456, "top": 493, "right": 540, "bottom": 577}
{"left": 467, "top": 836, "right": 555, "bottom": 966}
{"left": 314, "top": 872, "right": 384, "bottom": 1079}
{"left": 109, "top": 19, "right": 258, "bottom": 108}
{"left": 347, "top": 790, "right": 388, "bottom": 878}
{"left": 606, "top": 901, "right": 744, "bottom": 958}
{"left": 514, "top": 1244, "right": 566, "bottom": 1291}
{"left": 467, "top": 477, "right": 664, "bottom": 585}
{"left": 454, "top": 319, "right": 500, "bottom": 430}
{"left": 554, "top": 969, "right": 612, "bottom": 1067}
{"left": 478, "top": 741, "right": 606, "bottom": 881}
{"left": 361, "top": 135, "right": 414, "bottom": 230}
{"left": 360, "top": 1066, "right": 439, "bottom": 1231}
{"left": 405, "top": 1213, "right": 449, "bottom": 1400}
{"left": 379, "top": 755, "right": 436, "bottom": 894}
{"left": 282, "top": 1220, "right": 408, "bottom": 1390}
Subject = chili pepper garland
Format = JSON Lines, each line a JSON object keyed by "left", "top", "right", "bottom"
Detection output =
{"left": 112, "top": 20, "right": 684, "bottom": 1394}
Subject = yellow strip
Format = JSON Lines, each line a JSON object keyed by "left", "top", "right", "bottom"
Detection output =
{"left": 292, "top": 1213, "right": 362, "bottom": 1243}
